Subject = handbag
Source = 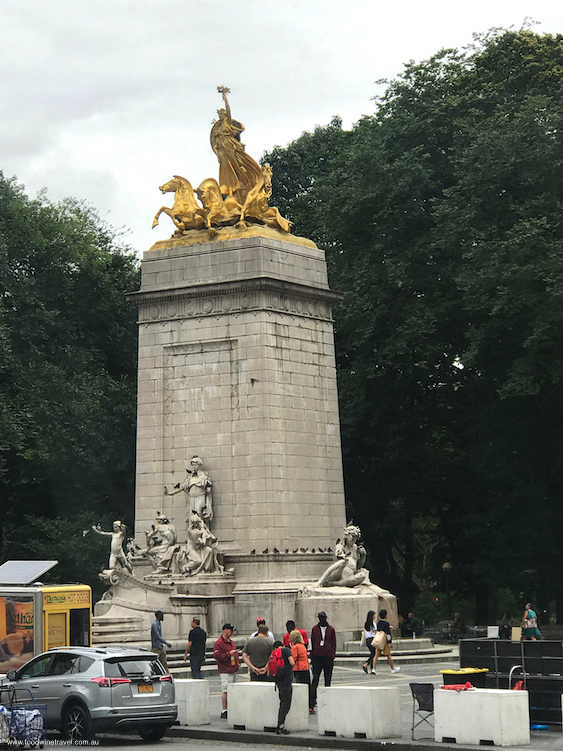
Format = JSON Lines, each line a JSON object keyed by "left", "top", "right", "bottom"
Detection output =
{"left": 523, "top": 615, "right": 537, "bottom": 630}
{"left": 372, "top": 630, "right": 387, "bottom": 651}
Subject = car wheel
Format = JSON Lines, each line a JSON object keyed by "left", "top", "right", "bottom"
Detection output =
{"left": 62, "top": 704, "right": 92, "bottom": 742}
{"left": 138, "top": 726, "right": 167, "bottom": 742}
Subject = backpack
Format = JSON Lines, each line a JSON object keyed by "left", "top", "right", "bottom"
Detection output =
{"left": 268, "top": 647, "right": 286, "bottom": 677}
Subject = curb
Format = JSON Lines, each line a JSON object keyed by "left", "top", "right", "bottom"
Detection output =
{"left": 168, "top": 725, "right": 440, "bottom": 750}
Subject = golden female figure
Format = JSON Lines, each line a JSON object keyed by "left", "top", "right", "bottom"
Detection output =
{"left": 210, "top": 86, "right": 263, "bottom": 204}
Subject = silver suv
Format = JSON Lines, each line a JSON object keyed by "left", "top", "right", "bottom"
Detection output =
{"left": 3, "top": 645, "right": 177, "bottom": 742}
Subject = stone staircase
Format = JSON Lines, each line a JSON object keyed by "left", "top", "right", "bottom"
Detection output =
{"left": 90, "top": 625, "right": 456, "bottom": 672}
{"left": 336, "top": 637, "right": 456, "bottom": 666}
{"left": 343, "top": 637, "right": 435, "bottom": 652}
{"left": 91, "top": 614, "right": 146, "bottom": 644}
{"left": 164, "top": 638, "right": 457, "bottom": 678}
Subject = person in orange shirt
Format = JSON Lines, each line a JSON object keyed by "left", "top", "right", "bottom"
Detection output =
{"left": 290, "top": 630, "right": 314, "bottom": 714}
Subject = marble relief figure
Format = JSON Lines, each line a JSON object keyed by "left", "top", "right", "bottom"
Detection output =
{"left": 164, "top": 455, "right": 213, "bottom": 523}
{"left": 316, "top": 523, "right": 369, "bottom": 588}
{"left": 140, "top": 512, "right": 180, "bottom": 573}
{"left": 182, "top": 511, "right": 225, "bottom": 575}
{"left": 91, "top": 520, "right": 133, "bottom": 575}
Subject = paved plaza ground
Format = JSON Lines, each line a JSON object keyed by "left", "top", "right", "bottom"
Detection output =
{"left": 167, "top": 654, "right": 563, "bottom": 751}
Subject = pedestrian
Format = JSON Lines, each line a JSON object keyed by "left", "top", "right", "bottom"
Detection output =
{"left": 362, "top": 610, "right": 377, "bottom": 674}
{"left": 290, "top": 629, "right": 313, "bottom": 713}
{"left": 242, "top": 624, "right": 273, "bottom": 681}
{"left": 151, "top": 610, "right": 172, "bottom": 672}
{"left": 283, "top": 620, "right": 309, "bottom": 648}
{"left": 448, "top": 612, "right": 468, "bottom": 642}
{"left": 372, "top": 609, "right": 400, "bottom": 674}
{"left": 398, "top": 614, "right": 410, "bottom": 638}
{"left": 183, "top": 616, "right": 207, "bottom": 679}
{"left": 213, "top": 623, "right": 240, "bottom": 718}
{"left": 407, "top": 611, "right": 424, "bottom": 638}
{"left": 499, "top": 612, "right": 517, "bottom": 640}
{"left": 310, "top": 611, "right": 336, "bottom": 710}
{"left": 270, "top": 640, "right": 295, "bottom": 735}
{"left": 521, "top": 602, "right": 541, "bottom": 641}
{"left": 250, "top": 616, "right": 274, "bottom": 640}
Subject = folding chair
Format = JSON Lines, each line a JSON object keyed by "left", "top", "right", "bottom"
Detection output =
{"left": 410, "top": 682, "right": 434, "bottom": 740}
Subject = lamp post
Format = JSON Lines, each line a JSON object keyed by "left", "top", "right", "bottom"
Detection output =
{"left": 442, "top": 562, "right": 452, "bottom": 617}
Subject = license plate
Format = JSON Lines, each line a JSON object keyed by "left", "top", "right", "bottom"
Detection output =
{"left": 138, "top": 684, "right": 153, "bottom": 693}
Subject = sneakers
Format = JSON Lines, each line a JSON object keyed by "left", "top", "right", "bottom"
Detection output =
{"left": 220, "top": 710, "right": 228, "bottom": 719}
{"left": 371, "top": 669, "right": 376, "bottom": 674}
{"left": 391, "top": 667, "right": 401, "bottom": 673}
{"left": 362, "top": 663, "right": 368, "bottom": 674}
{"left": 276, "top": 725, "right": 290, "bottom": 735}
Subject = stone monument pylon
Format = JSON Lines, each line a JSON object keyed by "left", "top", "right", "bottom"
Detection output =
{"left": 93, "top": 87, "right": 396, "bottom": 643}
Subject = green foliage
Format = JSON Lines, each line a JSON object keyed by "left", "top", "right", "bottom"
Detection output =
{"left": 0, "top": 174, "right": 139, "bottom": 588}
{"left": 265, "top": 29, "right": 563, "bottom": 621}
{"left": 413, "top": 591, "right": 476, "bottom": 627}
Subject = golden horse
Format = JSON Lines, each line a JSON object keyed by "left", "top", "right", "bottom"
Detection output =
{"left": 152, "top": 175, "right": 205, "bottom": 231}
{"left": 238, "top": 164, "right": 291, "bottom": 233}
{"left": 195, "top": 177, "right": 241, "bottom": 232}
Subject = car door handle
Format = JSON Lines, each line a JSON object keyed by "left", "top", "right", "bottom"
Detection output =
{"left": 63, "top": 683, "right": 72, "bottom": 688}
{"left": 31, "top": 685, "right": 39, "bottom": 690}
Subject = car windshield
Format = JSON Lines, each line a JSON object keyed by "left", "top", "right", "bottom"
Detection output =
{"left": 104, "top": 657, "right": 164, "bottom": 678}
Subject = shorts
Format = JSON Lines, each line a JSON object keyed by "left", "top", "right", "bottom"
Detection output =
{"left": 378, "top": 643, "right": 391, "bottom": 656}
{"left": 220, "top": 672, "right": 238, "bottom": 691}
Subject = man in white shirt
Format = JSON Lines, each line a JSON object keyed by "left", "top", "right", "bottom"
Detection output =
{"left": 250, "top": 616, "right": 274, "bottom": 640}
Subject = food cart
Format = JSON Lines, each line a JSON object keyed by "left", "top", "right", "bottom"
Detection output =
{"left": 0, "top": 561, "right": 91, "bottom": 671}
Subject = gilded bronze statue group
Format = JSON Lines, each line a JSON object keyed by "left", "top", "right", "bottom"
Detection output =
{"left": 152, "top": 86, "right": 291, "bottom": 237}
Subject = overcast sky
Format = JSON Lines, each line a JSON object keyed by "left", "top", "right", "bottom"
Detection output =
{"left": 1, "top": 0, "right": 562, "bottom": 254}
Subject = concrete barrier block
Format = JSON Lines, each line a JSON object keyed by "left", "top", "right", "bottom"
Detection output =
{"left": 317, "top": 686, "right": 401, "bottom": 739}
{"left": 227, "top": 682, "right": 309, "bottom": 731}
{"left": 174, "top": 679, "right": 210, "bottom": 726}
{"left": 434, "top": 688, "right": 530, "bottom": 746}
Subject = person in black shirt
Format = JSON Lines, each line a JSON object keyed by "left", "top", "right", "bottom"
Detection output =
{"left": 272, "top": 640, "right": 295, "bottom": 735}
{"left": 183, "top": 617, "right": 207, "bottom": 679}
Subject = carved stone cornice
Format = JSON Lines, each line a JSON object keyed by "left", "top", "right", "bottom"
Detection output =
{"left": 128, "top": 276, "right": 343, "bottom": 324}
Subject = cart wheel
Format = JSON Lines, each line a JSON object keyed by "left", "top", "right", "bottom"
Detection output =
{"left": 63, "top": 703, "right": 92, "bottom": 742}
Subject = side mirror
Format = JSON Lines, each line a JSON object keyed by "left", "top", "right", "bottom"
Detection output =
{"left": 6, "top": 670, "right": 16, "bottom": 681}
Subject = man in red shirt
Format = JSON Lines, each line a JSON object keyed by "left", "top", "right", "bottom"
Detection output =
{"left": 282, "top": 620, "right": 309, "bottom": 648}
{"left": 310, "top": 611, "right": 336, "bottom": 710}
{"left": 213, "top": 623, "right": 240, "bottom": 719}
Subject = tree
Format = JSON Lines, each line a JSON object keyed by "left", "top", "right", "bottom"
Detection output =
{"left": 0, "top": 174, "right": 140, "bottom": 585}
{"left": 265, "top": 29, "right": 563, "bottom": 621}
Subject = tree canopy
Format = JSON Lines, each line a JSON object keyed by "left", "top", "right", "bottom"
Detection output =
{"left": 0, "top": 174, "right": 139, "bottom": 592}
{"left": 265, "top": 28, "right": 563, "bottom": 622}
